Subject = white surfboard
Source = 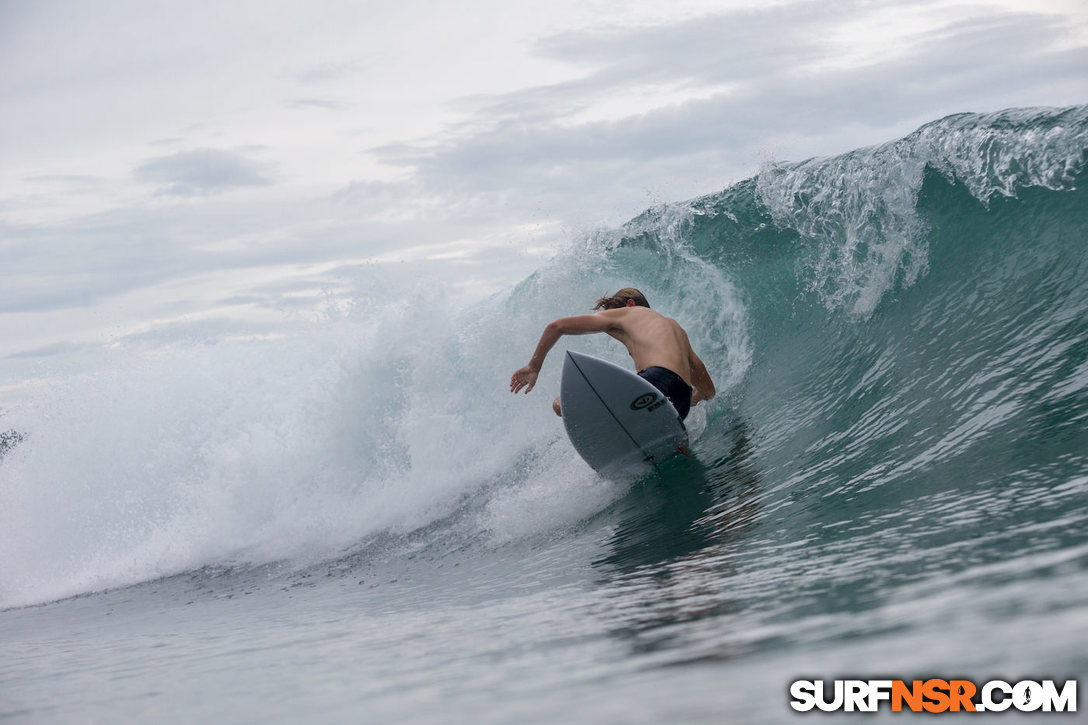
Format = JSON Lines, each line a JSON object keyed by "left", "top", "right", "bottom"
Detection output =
{"left": 560, "top": 350, "right": 689, "bottom": 474}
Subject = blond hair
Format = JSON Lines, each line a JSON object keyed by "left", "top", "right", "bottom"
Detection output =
{"left": 593, "top": 287, "right": 650, "bottom": 310}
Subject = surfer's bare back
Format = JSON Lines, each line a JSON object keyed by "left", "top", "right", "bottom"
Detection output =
{"left": 509, "top": 287, "right": 715, "bottom": 419}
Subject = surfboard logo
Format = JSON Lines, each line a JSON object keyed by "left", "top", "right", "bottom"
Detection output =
{"left": 630, "top": 393, "right": 658, "bottom": 410}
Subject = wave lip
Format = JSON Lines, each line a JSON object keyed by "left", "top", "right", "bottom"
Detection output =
{"left": 754, "top": 105, "right": 1088, "bottom": 314}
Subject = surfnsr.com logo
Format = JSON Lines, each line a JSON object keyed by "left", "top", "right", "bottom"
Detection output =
{"left": 789, "top": 679, "right": 1077, "bottom": 713}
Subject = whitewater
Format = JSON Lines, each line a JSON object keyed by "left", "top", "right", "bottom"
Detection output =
{"left": 2, "top": 106, "right": 1086, "bottom": 722}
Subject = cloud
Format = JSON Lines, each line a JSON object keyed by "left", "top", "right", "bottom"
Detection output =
{"left": 24, "top": 175, "right": 101, "bottom": 185}
{"left": 133, "top": 148, "right": 272, "bottom": 196}
{"left": 4, "top": 341, "right": 99, "bottom": 360}
{"left": 286, "top": 98, "right": 349, "bottom": 111}
{"left": 0, "top": 187, "right": 522, "bottom": 316}
{"left": 294, "top": 60, "right": 360, "bottom": 84}
{"left": 117, "top": 317, "right": 282, "bottom": 346}
{"left": 533, "top": 5, "right": 828, "bottom": 88}
{"left": 354, "top": 1, "right": 1088, "bottom": 225}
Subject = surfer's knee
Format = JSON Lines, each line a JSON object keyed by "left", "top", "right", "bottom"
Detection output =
{"left": 552, "top": 396, "right": 562, "bottom": 416}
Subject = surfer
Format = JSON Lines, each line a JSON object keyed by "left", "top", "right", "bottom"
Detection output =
{"left": 509, "top": 288, "right": 715, "bottom": 419}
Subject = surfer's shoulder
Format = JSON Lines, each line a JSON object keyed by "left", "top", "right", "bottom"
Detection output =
{"left": 594, "top": 307, "right": 630, "bottom": 320}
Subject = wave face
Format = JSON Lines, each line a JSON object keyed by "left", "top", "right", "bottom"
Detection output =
{"left": 1, "top": 106, "right": 1087, "bottom": 615}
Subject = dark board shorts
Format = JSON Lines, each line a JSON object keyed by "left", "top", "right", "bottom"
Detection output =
{"left": 637, "top": 366, "right": 693, "bottom": 420}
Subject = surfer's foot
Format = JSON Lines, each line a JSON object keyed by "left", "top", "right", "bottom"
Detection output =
{"left": 552, "top": 396, "right": 562, "bottom": 417}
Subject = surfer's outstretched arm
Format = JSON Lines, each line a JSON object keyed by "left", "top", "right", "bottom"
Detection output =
{"left": 510, "top": 314, "right": 619, "bottom": 394}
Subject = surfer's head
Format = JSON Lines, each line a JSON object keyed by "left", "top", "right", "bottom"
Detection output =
{"left": 594, "top": 288, "right": 650, "bottom": 310}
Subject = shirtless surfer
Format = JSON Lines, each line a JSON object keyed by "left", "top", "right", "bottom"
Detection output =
{"left": 509, "top": 287, "right": 715, "bottom": 419}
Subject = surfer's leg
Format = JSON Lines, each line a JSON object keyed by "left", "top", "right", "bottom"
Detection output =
{"left": 552, "top": 396, "right": 562, "bottom": 416}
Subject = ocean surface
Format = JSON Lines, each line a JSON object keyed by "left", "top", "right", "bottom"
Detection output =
{"left": 2, "top": 106, "right": 1087, "bottom": 722}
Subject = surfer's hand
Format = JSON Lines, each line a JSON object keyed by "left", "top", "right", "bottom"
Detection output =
{"left": 510, "top": 365, "right": 538, "bottom": 394}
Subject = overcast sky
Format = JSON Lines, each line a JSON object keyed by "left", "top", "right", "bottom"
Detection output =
{"left": 1, "top": 0, "right": 1086, "bottom": 406}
